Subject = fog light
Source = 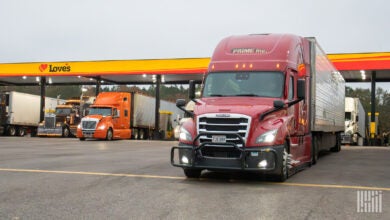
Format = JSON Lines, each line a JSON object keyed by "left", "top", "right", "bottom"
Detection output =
{"left": 258, "top": 160, "right": 268, "bottom": 168}
{"left": 181, "top": 156, "right": 189, "bottom": 164}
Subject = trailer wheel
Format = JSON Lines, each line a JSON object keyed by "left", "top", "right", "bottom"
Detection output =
{"left": 133, "top": 129, "right": 139, "bottom": 140}
{"left": 17, "top": 127, "right": 25, "bottom": 136}
{"left": 183, "top": 168, "right": 202, "bottom": 178}
{"left": 330, "top": 133, "right": 341, "bottom": 152}
{"left": 275, "top": 143, "right": 289, "bottom": 182}
{"left": 311, "top": 136, "right": 319, "bottom": 165}
{"left": 62, "top": 127, "right": 70, "bottom": 138}
{"left": 139, "top": 129, "right": 145, "bottom": 140}
{"left": 8, "top": 126, "right": 16, "bottom": 136}
{"left": 106, "top": 128, "right": 113, "bottom": 141}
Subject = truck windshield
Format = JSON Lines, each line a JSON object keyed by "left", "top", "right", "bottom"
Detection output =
{"left": 55, "top": 108, "right": 72, "bottom": 115}
{"left": 202, "top": 72, "right": 285, "bottom": 98}
{"left": 88, "top": 107, "right": 112, "bottom": 116}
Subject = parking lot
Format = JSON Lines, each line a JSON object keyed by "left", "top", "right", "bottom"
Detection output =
{"left": 0, "top": 137, "right": 388, "bottom": 219}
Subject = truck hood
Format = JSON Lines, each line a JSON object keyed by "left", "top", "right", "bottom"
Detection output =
{"left": 194, "top": 97, "right": 274, "bottom": 118}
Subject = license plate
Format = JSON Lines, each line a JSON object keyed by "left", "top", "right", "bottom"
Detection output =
{"left": 212, "top": 135, "right": 226, "bottom": 143}
{"left": 83, "top": 133, "right": 93, "bottom": 138}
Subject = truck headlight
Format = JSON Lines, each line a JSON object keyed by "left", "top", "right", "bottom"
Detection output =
{"left": 256, "top": 129, "right": 278, "bottom": 144}
{"left": 98, "top": 124, "right": 106, "bottom": 130}
{"left": 179, "top": 127, "right": 193, "bottom": 142}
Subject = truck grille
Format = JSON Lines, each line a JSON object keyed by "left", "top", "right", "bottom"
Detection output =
{"left": 197, "top": 113, "right": 251, "bottom": 148}
{"left": 44, "top": 116, "right": 56, "bottom": 128}
{"left": 82, "top": 120, "right": 97, "bottom": 130}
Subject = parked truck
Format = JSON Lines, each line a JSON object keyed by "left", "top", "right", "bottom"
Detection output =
{"left": 37, "top": 96, "right": 95, "bottom": 137}
{"left": 341, "top": 97, "right": 366, "bottom": 145}
{"left": 76, "top": 92, "right": 181, "bottom": 141}
{"left": 171, "top": 33, "right": 345, "bottom": 181}
{"left": 0, "top": 91, "right": 61, "bottom": 136}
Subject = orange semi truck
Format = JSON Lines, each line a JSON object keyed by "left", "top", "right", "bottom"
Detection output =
{"left": 77, "top": 92, "right": 181, "bottom": 140}
{"left": 171, "top": 34, "right": 345, "bottom": 181}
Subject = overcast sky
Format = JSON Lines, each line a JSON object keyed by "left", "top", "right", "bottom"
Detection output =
{"left": 0, "top": 0, "right": 389, "bottom": 89}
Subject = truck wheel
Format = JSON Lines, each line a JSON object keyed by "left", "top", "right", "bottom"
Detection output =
{"left": 311, "top": 137, "right": 319, "bottom": 165}
{"left": 8, "top": 126, "right": 16, "bottom": 136}
{"left": 275, "top": 144, "right": 289, "bottom": 182}
{"left": 106, "top": 128, "right": 113, "bottom": 141}
{"left": 17, "top": 127, "right": 25, "bottom": 136}
{"left": 79, "top": 137, "right": 85, "bottom": 141}
{"left": 62, "top": 127, "right": 70, "bottom": 138}
{"left": 330, "top": 133, "right": 341, "bottom": 152}
{"left": 133, "top": 129, "right": 139, "bottom": 140}
{"left": 183, "top": 168, "right": 202, "bottom": 178}
{"left": 139, "top": 129, "right": 145, "bottom": 140}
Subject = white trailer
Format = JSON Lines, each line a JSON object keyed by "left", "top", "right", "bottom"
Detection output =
{"left": 131, "top": 93, "right": 182, "bottom": 139}
{"left": 342, "top": 97, "right": 366, "bottom": 145}
{"left": 0, "top": 91, "right": 61, "bottom": 136}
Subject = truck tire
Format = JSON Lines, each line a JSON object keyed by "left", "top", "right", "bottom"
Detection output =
{"left": 8, "top": 126, "right": 16, "bottom": 136}
{"left": 17, "top": 127, "right": 25, "bottom": 136}
{"left": 330, "top": 133, "right": 341, "bottom": 152}
{"left": 133, "top": 129, "right": 139, "bottom": 140}
{"left": 62, "top": 127, "right": 70, "bottom": 138}
{"left": 79, "top": 137, "right": 86, "bottom": 141}
{"left": 183, "top": 168, "right": 202, "bottom": 178}
{"left": 139, "top": 129, "right": 145, "bottom": 140}
{"left": 311, "top": 136, "right": 319, "bottom": 165}
{"left": 275, "top": 143, "right": 289, "bottom": 182}
{"left": 106, "top": 128, "right": 113, "bottom": 141}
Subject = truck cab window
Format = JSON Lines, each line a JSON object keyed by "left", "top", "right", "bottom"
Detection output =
{"left": 113, "top": 108, "right": 118, "bottom": 117}
{"left": 202, "top": 72, "right": 284, "bottom": 98}
{"left": 288, "top": 76, "right": 294, "bottom": 100}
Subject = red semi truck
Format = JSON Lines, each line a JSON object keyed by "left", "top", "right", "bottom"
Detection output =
{"left": 171, "top": 34, "right": 345, "bottom": 181}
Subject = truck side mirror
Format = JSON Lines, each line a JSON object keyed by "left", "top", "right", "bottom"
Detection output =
{"left": 176, "top": 99, "right": 194, "bottom": 118}
{"left": 176, "top": 99, "right": 186, "bottom": 108}
{"left": 273, "top": 100, "right": 285, "bottom": 108}
{"left": 189, "top": 80, "right": 196, "bottom": 100}
{"left": 297, "top": 79, "right": 306, "bottom": 99}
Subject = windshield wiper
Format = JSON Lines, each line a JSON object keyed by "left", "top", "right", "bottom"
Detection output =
{"left": 234, "top": 94, "right": 259, "bottom": 97}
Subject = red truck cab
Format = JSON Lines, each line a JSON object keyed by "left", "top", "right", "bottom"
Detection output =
{"left": 171, "top": 34, "right": 344, "bottom": 181}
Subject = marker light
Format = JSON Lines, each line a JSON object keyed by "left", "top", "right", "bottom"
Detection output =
{"left": 235, "top": 64, "right": 239, "bottom": 69}
{"left": 242, "top": 64, "right": 246, "bottom": 68}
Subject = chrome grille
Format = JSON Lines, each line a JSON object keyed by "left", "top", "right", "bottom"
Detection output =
{"left": 197, "top": 113, "right": 251, "bottom": 147}
{"left": 82, "top": 120, "right": 97, "bottom": 130}
{"left": 44, "top": 116, "right": 55, "bottom": 128}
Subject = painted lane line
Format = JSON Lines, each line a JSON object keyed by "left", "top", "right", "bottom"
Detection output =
{"left": 1, "top": 168, "right": 389, "bottom": 191}
{"left": 0, "top": 168, "right": 185, "bottom": 180}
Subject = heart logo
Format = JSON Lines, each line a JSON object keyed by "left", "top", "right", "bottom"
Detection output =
{"left": 39, "top": 64, "right": 48, "bottom": 72}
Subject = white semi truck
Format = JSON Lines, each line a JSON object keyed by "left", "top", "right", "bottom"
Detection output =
{"left": 342, "top": 97, "right": 366, "bottom": 145}
{"left": 0, "top": 91, "right": 61, "bottom": 136}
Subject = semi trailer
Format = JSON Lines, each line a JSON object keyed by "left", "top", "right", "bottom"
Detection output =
{"left": 0, "top": 91, "right": 61, "bottom": 136}
{"left": 171, "top": 33, "right": 345, "bottom": 181}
